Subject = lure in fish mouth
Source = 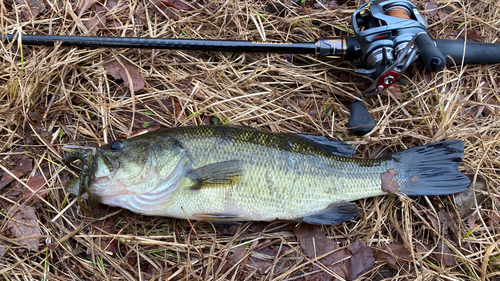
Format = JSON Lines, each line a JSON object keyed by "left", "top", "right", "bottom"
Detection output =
{"left": 62, "top": 145, "right": 102, "bottom": 216}
{"left": 62, "top": 126, "right": 471, "bottom": 224}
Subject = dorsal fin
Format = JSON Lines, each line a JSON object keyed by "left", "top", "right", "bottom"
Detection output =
{"left": 286, "top": 134, "right": 356, "bottom": 157}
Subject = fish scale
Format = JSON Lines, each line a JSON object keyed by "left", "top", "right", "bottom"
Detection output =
{"left": 130, "top": 127, "right": 394, "bottom": 220}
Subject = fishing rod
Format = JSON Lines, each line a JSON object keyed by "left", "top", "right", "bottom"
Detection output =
{"left": 4, "top": 0, "right": 500, "bottom": 135}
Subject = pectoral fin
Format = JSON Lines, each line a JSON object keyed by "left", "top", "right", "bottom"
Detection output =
{"left": 187, "top": 160, "right": 242, "bottom": 190}
{"left": 300, "top": 201, "right": 359, "bottom": 225}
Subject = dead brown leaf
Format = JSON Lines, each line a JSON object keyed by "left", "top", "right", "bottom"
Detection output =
{"left": 151, "top": 0, "right": 180, "bottom": 20}
{"left": 488, "top": 211, "right": 500, "bottom": 228}
{"left": 172, "top": 99, "right": 187, "bottom": 120}
{"left": 450, "top": 28, "right": 485, "bottom": 43}
{"left": 103, "top": 55, "right": 145, "bottom": 92}
{"left": 87, "top": 5, "right": 107, "bottom": 35}
{"left": 106, "top": 0, "right": 119, "bottom": 9}
{"left": 22, "top": 172, "right": 49, "bottom": 202}
{"left": 78, "top": 0, "right": 97, "bottom": 14}
{"left": 291, "top": 224, "right": 350, "bottom": 280}
{"left": 247, "top": 246, "right": 276, "bottom": 275}
{"left": 345, "top": 240, "right": 375, "bottom": 280}
{"left": 374, "top": 243, "right": 413, "bottom": 268}
{"left": 438, "top": 211, "right": 458, "bottom": 241}
{"left": 435, "top": 242, "right": 456, "bottom": 267}
{"left": 91, "top": 216, "right": 118, "bottom": 254}
{"left": 222, "top": 245, "right": 249, "bottom": 278}
{"left": 0, "top": 152, "right": 33, "bottom": 190}
{"left": 417, "top": 241, "right": 457, "bottom": 267}
{"left": 423, "top": 2, "right": 439, "bottom": 20}
{"left": 467, "top": 215, "right": 478, "bottom": 230}
{"left": 425, "top": 211, "right": 439, "bottom": 230}
{"left": 161, "top": 0, "right": 193, "bottom": 10}
{"left": 5, "top": 205, "right": 41, "bottom": 251}
{"left": 389, "top": 85, "right": 405, "bottom": 100}
{"left": 0, "top": 239, "right": 5, "bottom": 257}
{"left": 17, "top": 0, "right": 46, "bottom": 20}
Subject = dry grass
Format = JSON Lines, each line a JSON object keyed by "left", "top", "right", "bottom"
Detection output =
{"left": 0, "top": 0, "right": 499, "bottom": 280}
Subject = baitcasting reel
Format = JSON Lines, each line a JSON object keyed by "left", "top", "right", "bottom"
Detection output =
{"left": 346, "top": 0, "right": 446, "bottom": 135}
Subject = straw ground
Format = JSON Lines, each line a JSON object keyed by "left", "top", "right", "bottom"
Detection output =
{"left": 0, "top": 0, "right": 499, "bottom": 280}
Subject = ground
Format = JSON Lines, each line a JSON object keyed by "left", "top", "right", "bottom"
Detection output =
{"left": 0, "top": 0, "right": 499, "bottom": 280}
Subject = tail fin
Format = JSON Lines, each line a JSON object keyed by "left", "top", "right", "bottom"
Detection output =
{"left": 393, "top": 140, "right": 470, "bottom": 196}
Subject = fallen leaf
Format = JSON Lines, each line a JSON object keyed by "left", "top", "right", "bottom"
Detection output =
{"left": 161, "top": 0, "right": 193, "bottom": 10}
{"left": 150, "top": 0, "right": 180, "bottom": 20}
{"left": 22, "top": 172, "right": 49, "bottom": 202}
{"left": 247, "top": 246, "right": 277, "bottom": 275}
{"left": 0, "top": 240, "right": 5, "bottom": 257}
{"left": 17, "top": 0, "right": 46, "bottom": 20}
{"left": 91, "top": 215, "right": 118, "bottom": 254}
{"left": 291, "top": 224, "right": 350, "bottom": 280}
{"left": 492, "top": 211, "right": 500, "bottom": 225}
{"left": 467, "top": 215, "right": 478, "bottom": 230}
{"left": 78, "top": 0, "right": 96, "bottom": 14}
{"left": 417, "top": 241, "right": 457, "bottom": 267}
{"left": 172, "top": 99, "right": 187, "bottom": 120}
{"left": 345, "top": 240, "right": 375, "bottom": 280}
{"left": 438, "top": 211, "right": 458, "bottom": 241}
{"left": 228, "top": 246, "right": 248, "bottom": 267}
{"left": 87, "top": 5, "right": 107, "bottom": 35}
{"left": 425, "top": 211, "right": 439, "bottom": 231}
{"left": 374, "top": 243, "right": 413, "bottom": 268}
{"left": 389, "top": 85, "right": 405, "bottom": 100}
{"left": 423, "top": 2, "right": 439, "bottom": 20}
{"left": 106, "top": 0, "right": 119, "bottom": 9}
{"left": 449, "top": 28, "right": 485, "bottom": 43}
{"left": 217, "top": 225, "right": 240, "bottom": 236}
{"left": 103, "top": 55, "right": 145, "bottom": 92}
{"left": 454, "top": 180, "right": 487, "bottom": 218}
{"left": 435, "top": 242, "right": 456, "bottom": 267}
{"left": 5, "top": 205, "right": 41, "bottom": 251}
{"left": 222, "top": 245, "right": 249, "bottom": 278}
{"left": 176, "top": 79, "right": 193, "bottom": 94}
{"left": 0, "top": 152, "right": 33, "bottom": 190}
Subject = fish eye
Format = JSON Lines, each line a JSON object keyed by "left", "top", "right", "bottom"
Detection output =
{"left": 110, "top": 140, "right": 124, "bottom": 152}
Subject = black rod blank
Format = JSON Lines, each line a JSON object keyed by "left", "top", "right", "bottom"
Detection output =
{"left": 3, "top": 34, "right": 317, "bottom": 55}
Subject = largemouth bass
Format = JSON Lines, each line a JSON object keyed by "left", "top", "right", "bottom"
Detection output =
{"left": 62, "top": 126, "right": 470, "bottom": 225}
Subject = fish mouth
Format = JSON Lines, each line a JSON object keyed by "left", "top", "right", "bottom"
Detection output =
{"left": 62, "top": 145, "right": 118, "bottom": 184}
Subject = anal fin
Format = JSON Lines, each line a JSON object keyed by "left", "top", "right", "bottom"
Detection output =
{"left": 300, "top": 201, "right": 359, "bottom": 225}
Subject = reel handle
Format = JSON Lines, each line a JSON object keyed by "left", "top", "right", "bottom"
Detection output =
{"left": 415, "top": 33, "right": 445, "bottom": 72}
{"left": 347, "top": 100, "right": 376, "bottom": 136}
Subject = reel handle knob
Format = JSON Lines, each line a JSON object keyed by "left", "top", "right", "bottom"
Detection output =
{"left": 415, "top": 33, "right": 445, "bottom": 72}
{"left": 347, "top": 100, "right": 376, "bottom": 135}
